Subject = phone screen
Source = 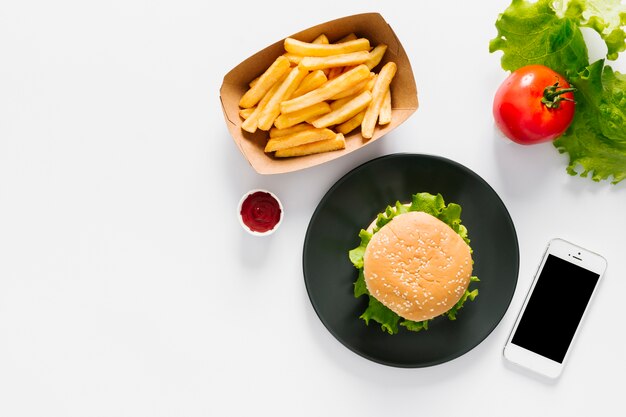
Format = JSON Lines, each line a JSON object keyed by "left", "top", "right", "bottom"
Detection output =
{"left": 511, "top": 254, "right": 600, "bottom": 363}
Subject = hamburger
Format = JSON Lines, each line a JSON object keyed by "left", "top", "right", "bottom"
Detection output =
{"left": 348, "top": 192, "right": 479, "bottom": 334}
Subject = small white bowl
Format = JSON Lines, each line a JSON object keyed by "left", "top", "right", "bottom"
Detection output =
{"left": 237, "top": 189, "right": 284, "bottom": 236}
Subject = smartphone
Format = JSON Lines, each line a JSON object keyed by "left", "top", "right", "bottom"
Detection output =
{"left": 503, "top": 238, "right": 607, "bottom": 379}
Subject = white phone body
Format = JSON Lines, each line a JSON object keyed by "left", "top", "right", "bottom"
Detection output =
{"left": 503, "top": 238, "right": 607, "bottom": 379}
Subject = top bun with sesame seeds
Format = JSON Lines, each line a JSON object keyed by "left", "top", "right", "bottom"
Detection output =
{"left": 362, "top": 210, "right": 473, "bottom": 322}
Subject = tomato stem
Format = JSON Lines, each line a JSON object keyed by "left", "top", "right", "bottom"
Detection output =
{"left": 541, "top": 81, "right": 576, "bottom": 109}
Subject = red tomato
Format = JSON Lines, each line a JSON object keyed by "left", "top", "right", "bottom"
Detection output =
{"left": 493, "top": 65, "right": 576, "bottom": 145}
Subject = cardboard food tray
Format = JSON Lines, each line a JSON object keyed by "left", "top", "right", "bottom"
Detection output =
{"left": 219, "top": 12, "right": 419, "bottom": 175}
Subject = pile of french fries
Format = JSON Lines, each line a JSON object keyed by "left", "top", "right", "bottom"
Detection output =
{"left": 238, "top": 33, "right": 397, "bottom": 158}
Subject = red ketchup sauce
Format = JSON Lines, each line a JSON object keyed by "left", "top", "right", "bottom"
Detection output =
{"left": 240, "top": 191, "right": 282, "bottom": 233}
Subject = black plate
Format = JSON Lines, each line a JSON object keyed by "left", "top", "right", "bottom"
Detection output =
{"left": 303, "top": 154, "right": 519, "bottom": 368}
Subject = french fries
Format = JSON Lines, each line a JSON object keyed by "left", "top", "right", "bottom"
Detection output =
{"left": 327, "top": 66, "right": 343, "bottom": 80}
{"left": 284, "top": 37, "right": 370, "bottom": 56}
{"left": 239, "top": 55, "right": 291, "bottom": 109}
{"left": 257, "top": 66, "right": 308, "bottom": 131}
{"left": 361, "top": 62, "right": 397, "bottom": 139}
{"left": 280, "top": 64, "right": 370, "bottom": 114}
{"left": 239, "top": 107, "right": 255, "bottom": 120}
{"left": 291, "top": 70, "right": 327, "bottom": 98}
{"left": 299, "top": 51, "right": 370, "bottom": 71}
{"left": 336, "top": 110, "right": 366, "bottom": 135}
{"left": 274, "top": 101, "right": 331, "bottom": 130}
{"left": 364, "top": 44, "right": 388, "bottom": 70}
{"left": 329, "top": 72, "right": 376, "bottom": 100}
{"left": 269, "top": 123, "right": 313, "bottom": 138}
{"left": 264, "top": 128, "right": 336, "bottom": 152}
{"left": 275, "top": 133, "right": 345, "bottom": 157}
{"left": 311, "top": 91, "right": 372, "bottom": 128}
{"left": 336, "top": 33, "right": 357, "bottom": 43}
{"left": 237, "top": 32, "right": 396, "bottom": 158}
{"left": 241, "top": 73, "right": 286, "bottom": 133}
{"left": 311, "top": 34, "right": 329, "bottom": 44}
{"left": 379, "top": 88, "right": 392, "bottom": 125}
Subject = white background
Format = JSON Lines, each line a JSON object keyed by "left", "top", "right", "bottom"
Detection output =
{"left": 1, "top": 1, "right": 625, "bottom": 416}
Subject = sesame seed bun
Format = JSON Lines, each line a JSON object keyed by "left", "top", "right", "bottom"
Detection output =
{"left": 363, "top": 211, "right": 473, "bottom": 322}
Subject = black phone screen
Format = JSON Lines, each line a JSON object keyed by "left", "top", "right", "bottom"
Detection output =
{"left": 511, "top": 254, "right": 600, "bottom": 363}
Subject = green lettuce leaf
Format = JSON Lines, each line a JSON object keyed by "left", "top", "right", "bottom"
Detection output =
{"left": 360, "top": 296, "right": 400, "bottom": 335}
{"left": 348, "top": 193, "right": 478, "bottom": 335}
{"left": 559, "top": 0, "right": 626, "bottom": 60}
{"left": 554, "top": 60, "right": 626, "bottom": 183}
{"left": 348, "top": 229, "right": 372, "bottom": 269}
{"left": 409, "top": 192, "right": 445, "bottom": 217}
{"left": 438, "top": 203, "right": 470, "bottom": 246}
{"left": 354, "top": 269, "right": 368, "bottom": 298}
{"left": 400, "top": 319, "right": 429, "bottom": 332}
{"left": 489, "top": 0, "right": 589, "bottom": 78}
